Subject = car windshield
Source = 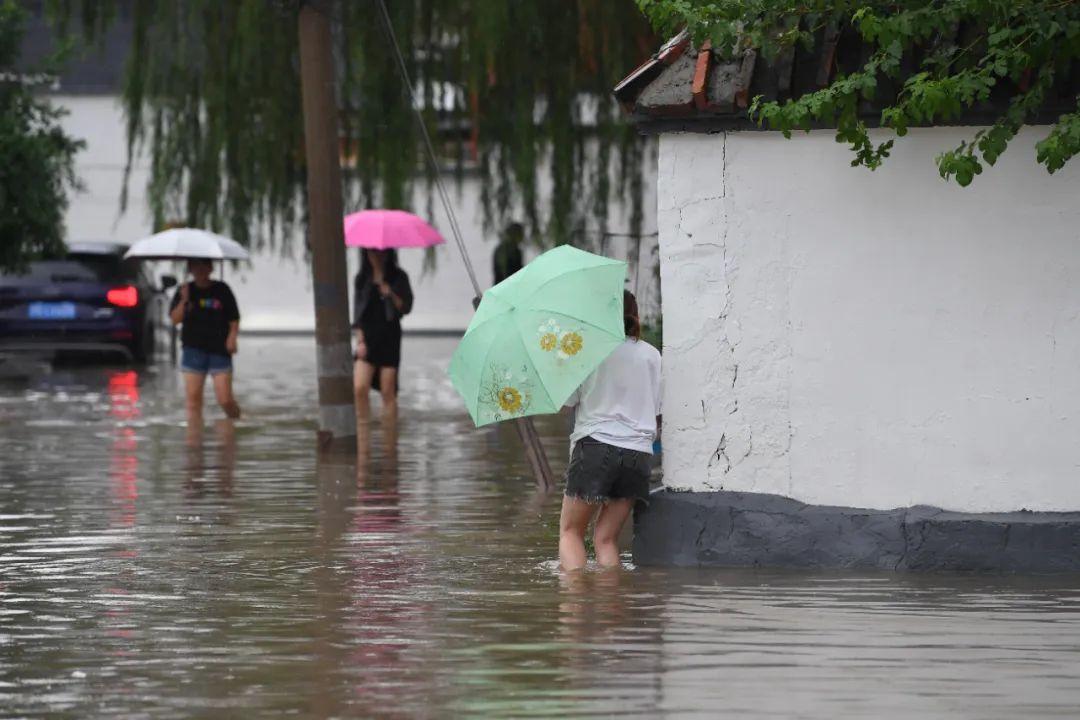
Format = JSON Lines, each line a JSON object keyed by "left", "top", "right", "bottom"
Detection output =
{"left": 2, "top": 254, "right": 136, "bottom": 283}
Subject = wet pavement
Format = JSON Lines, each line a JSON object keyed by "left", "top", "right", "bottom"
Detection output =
{"left": 2, "top": 336, "right": 1080, "bottom": 718}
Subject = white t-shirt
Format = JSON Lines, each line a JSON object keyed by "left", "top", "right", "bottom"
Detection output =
{"left": 565, "top": 339, "right": 662, "bottom": 454}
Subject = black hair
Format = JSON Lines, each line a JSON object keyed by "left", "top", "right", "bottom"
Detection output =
{"left": 503, "top": 222, "right": 525, "bottom": 245}
{"left": 359, "top": 248, "right": 400, "bottom": 279}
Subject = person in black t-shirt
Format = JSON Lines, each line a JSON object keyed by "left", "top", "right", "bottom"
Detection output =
{"left": 169, "top": 259, "right": 242, "bottom": 420}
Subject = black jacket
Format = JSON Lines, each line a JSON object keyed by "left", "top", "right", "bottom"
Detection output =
{"left": 493, "top": 241, "right": 523, "bottom": 284}
{"left": 352, "top": 269, "right": 413, "bottom": 328}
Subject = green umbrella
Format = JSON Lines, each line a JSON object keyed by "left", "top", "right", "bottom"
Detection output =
{"left": 449, "top": 245, "right": 627, "bottom": 427}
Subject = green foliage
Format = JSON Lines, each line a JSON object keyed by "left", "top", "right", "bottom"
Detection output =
{"left": 0, "top": 0, "right": 83, "bottom": 272}
{"left": 1037, "top": 109, "right": 1080, "bottom": 171}
{"left": 50, "top": 1, "right": 656, "bottom": 251}
{"left": 637, "top": 0, "right": 1080, "bottom": 185}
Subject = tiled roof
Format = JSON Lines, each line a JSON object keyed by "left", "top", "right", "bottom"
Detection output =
{"left": 615, "top": 29, "right": 1080, "bottom": 134}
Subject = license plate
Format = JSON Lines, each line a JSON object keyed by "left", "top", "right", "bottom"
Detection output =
{"left": 28, "top": 302, "right": 77, "bottom": 320}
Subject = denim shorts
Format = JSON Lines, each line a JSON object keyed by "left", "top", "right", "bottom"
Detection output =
{"left": 565, "top": 437, "right": 651, "bottom": 505}
{"left": 181, "top": 347, "right": 232, "bottom": 376}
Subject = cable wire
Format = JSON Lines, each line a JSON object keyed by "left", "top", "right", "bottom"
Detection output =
{"left": 374, "top": 0, "right": 482, "bottom": 298}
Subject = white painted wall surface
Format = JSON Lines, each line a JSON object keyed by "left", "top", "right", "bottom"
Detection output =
{"left": 58, "top": 96, "right": 659, "bottom": 333}
{"left": 658, "top": 127, "right": 1080, "bottom": 513}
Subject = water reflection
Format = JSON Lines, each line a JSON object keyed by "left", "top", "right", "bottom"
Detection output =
{"left": 107, "top": 371, "right": 140, "bottom": 529}
{"left": 347, "top": 420, "right": 426, "bottom": 712}
{"left": 1, "top": 338, "right": 1080, "bottom": 719}
{"left": 183, "top": 419, "right": 236, "bottom": 500}
{"left": 558, "top": 568, "right": 627, "bottom": 635}
{"left": 313, "top": 419, "right": 420, "bottom": 717}
{"left": 354, "top": 419, "right": 401, "bottom": 535}
{"left": 104, "top": 370, "right": 139, "bottom": 682}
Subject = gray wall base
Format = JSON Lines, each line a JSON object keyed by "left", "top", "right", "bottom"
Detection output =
{"left": 634, "top": 490, "right": 1080, "bottom": 573}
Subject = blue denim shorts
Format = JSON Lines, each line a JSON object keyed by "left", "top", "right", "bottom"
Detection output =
{"left": 181, "top": 347, "right": 233, "bottom": 376}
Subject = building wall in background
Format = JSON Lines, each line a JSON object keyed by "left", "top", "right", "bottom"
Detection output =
{"left": 658, "top": 127, "right": 1080, "bottom": 513}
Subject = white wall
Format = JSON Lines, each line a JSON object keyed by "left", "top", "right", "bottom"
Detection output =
{"left": 658, "top": 127, "right": 1080, "bottom": 513}
{"left": 58, "top": 96, "right": 658, "bottom": 333}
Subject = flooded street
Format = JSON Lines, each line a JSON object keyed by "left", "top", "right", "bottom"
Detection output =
{"left": 1, "top": 337, "right": 1080, "bottom": 718}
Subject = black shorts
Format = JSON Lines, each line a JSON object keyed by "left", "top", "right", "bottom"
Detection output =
{"left": 565, "top": 437, "right": 651, "bottom": 505}
{"left": 357, "top": 323, "right": 402, "bottom": 368}
{"left": 355, "top": 322, "right": 402, "bottom": 395}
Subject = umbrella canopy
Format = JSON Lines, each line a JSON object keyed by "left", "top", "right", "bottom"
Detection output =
{"left": 343, "top": 210, "right": 445, "bottom": 250}
{"left": 449, "top": 245, "right": 626, "bottom": 427}
{"left": 123, "top": 229, "right": 250, "bottom": 261}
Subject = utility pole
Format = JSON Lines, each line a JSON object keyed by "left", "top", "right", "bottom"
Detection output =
{"left": 298, "top": 0, "right": 356, "bottom": 448}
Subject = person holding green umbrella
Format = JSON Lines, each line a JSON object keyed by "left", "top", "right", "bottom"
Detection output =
{"left": 448, "top": 246, "right": 661, "bottom": 570}
{"left": 558, "top": 290, "right": 661, "bottom": 571}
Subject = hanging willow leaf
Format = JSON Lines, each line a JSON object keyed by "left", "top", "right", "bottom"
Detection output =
{"left": 45, "top": 0, "right": 657, "bottom": 253}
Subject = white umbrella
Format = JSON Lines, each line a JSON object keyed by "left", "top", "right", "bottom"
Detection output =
{"left": 123, "top": 228, "right": 250, "bottom": 261}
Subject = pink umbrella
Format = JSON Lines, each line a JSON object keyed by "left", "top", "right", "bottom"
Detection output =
{"left": 343, "top": 210, "right": 446, "bottom": 250}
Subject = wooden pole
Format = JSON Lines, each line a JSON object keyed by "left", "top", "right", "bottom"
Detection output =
{"left": 516, "top": 416, "right": 555, "bottom": 491}
{"left": 298, "top": 0, "right": 356, "bottom": 449}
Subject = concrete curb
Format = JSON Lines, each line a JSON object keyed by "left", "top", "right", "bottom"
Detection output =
{"left": 633, "top": 490, "right": 1080, "bottom": 573}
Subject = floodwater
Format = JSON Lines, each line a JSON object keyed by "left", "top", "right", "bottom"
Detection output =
{"left": 2, "top": 337, "right": 1080, "bottom": 719}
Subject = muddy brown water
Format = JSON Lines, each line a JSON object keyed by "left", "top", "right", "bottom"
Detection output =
{"left": 2, "top": 337, "right": 1080, "bottom": 718}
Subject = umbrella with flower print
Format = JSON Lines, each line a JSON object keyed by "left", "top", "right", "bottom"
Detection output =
{"left": 448, "top": 245, "right": 626, "bottom": 427}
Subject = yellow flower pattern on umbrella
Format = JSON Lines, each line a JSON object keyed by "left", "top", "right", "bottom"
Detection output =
{"left": 560, "top": 331, "right": 583, "bottom": 356}
{"left": 480, "top": 365, "right": 532, "bottom": 420}
{"left": 537, "top": 319, "right": 585, "bottom": 357}
{"left": 537, "top": 319, "right": 560, "bottom": 353}
{"left": 498, "top": 386, "right": 523, "bottom": 413}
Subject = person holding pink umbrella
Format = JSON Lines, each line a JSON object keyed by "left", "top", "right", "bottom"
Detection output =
{"left": 345, "top": 210, "right": 443, "bottom": 421}
{"left": 352, "top": 248, "right": 412, "bottom": 419}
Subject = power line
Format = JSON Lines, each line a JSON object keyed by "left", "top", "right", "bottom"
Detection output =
{"left": 374, "top": 0, "right": 481, "bottom": 299}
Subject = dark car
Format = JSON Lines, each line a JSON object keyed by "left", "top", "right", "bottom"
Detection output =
{"left": 0, "top": 242, "right": 176, "bottom": 363}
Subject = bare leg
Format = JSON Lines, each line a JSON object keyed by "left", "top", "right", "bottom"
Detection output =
{"left": 185, "top": 410, "right": 204, "bottom": 453}
{"left": 354, "top": 360, "right": 377, "bottom": 423}
{"left": 593, "top": 499, "right": 634, "bottom": 568}
{"left": 184, "top": 371, "right": 207, "bottom": 425}
{"left": 211, "top": 371, "right": 241, "bottom": 418}
{"left": 183, "top": 397, "right": 204, "bottom": 498}
{"left": 559, "top": 496, "right": 598, "bottom": 571}
{"left": 379, "top": 367, "right": 398, "bottom": 422}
